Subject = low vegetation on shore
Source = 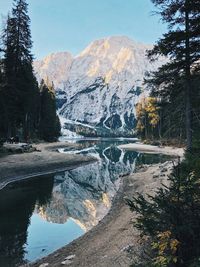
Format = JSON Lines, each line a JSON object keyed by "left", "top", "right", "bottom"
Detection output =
{"left": 127, "top": 151, "right": 200, "bottom": 267}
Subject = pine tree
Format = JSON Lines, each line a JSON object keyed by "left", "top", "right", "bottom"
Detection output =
{"left": 39, "top": 80, "right": 61, "bottom": 142}
{"left": 146, "top": 0, "right": 200, "bottom": 150}
{"left": 1, "top": 0, "right": 60, "bottom": 142}
{"left": 1, "top": 0, "right": 40, "bottom": 139}
{"left": 0, "top": 58, "right": 6, "bottom": 140}
{"left": 1, "top": 15, "right": 17, "bottom": 137}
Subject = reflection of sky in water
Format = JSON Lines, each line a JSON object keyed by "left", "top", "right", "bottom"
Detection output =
{"left": 0, "top": 138, "right": 171, "bottom": 266}
{"left": 26, "top": 214, "right": 84, "bottom": 261}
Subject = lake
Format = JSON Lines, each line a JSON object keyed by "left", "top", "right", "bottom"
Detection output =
{"left": 0, "top": 138, "right": 170, "bottom": 266}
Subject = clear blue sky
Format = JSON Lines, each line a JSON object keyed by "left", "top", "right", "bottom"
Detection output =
{"left": 0, "top": 0, "right": 166, "bottom": 59}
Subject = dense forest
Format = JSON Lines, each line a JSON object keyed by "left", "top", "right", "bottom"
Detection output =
{"left": 0, "top": 0, "right": 60, "bottom": 143}
{"left": 128, "top": 1, "right": 200, "bottom": 267}
{"left": 136, "top": 0, "right": 200, "bottom": 151}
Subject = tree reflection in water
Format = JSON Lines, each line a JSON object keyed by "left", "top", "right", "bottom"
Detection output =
{"left": 0, "top": 175, "right": 54, "bottom": 267}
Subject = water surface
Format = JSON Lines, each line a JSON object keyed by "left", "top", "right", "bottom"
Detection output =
{"left": 0, "top": 138, "right": 170, "bottom": 266}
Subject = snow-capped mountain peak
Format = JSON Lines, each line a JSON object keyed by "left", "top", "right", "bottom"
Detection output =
{"left": 34, "top": 36, "right": 165, "bottom": 137}
{"left": 34, "top": 51, "right": 73, "bottom": 88}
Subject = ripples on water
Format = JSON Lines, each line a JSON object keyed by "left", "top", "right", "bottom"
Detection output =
{"left": 0, "top": 138, "right": 171, "bottom": 266}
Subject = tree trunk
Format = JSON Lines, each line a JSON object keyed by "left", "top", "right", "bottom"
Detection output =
{"left": 23, "top": 112, "right": 29, "bottom": 140}
{"left": 159, "top": 109, "right": 162, "bottom": 139}
{"left": 185, "top": 80, "right": 192, "bottom": 150}
{"left": 185, "top": 1, "right": 192, "bottom": 151}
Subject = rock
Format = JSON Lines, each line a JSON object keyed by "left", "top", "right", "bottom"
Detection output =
{"left": 121, "top": 244, "right": 134, "bottom": 253}
{"left": 161, "top": 167, "right": 168, "bottom": 173}
{"left": 102, "top": 255, "right": 108, "bottom": 258}
{"left": 3, "top": 143, "right": 37, "bottom": 154}
{"left": 61, "top": 259, "right": 72, "bottom": 265}
{"left": 39, "top": 263, "right": 49, "bottom": 267}
{"left": 61, "top": 255, "right": 76, "bottom": 265}
{"left": 65, "top": 255, "right": 76, "bottom": 260}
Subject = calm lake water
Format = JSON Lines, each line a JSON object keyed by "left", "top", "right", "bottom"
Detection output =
{"left": 0, "top": 138, "right": 170, "bottom": 266}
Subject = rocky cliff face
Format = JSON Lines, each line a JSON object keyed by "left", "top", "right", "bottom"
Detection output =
{"left": 34, "top": 36, "right": 165, "bottom": 137}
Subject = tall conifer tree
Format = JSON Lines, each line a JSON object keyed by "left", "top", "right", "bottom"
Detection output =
{"left": 39, "top": 80, "right": 61, "bottom": 141}
{"left": 146, "top": 0, "right": 200, "bottom": 150}
{"left": 0, "top": 58, "right": 6, "bottom": 139}
{"left": 2, "top": 0, "right": 39, "bottom": 138}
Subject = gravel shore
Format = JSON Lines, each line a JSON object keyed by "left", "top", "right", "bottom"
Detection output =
{"left": 0, "top": 142, "right": 96, "bottom": 190}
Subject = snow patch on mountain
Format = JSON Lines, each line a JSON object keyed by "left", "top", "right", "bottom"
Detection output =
{"left": 34, "top": 52, "right": 73, "bottom": 89}
{"left": 34, "top": 36, "right": 166, "bottom": 137}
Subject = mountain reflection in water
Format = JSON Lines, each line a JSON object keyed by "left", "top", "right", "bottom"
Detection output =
{"left": 0, "top": 138, "right": 170, "bottom": 266}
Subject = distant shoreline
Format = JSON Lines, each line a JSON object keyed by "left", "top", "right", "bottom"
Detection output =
{"left": 119, "top": 142, "right": 184, "bottom": 157}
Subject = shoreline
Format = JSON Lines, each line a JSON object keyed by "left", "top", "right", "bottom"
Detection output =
{"left": 28, "top": 145, "right": 183, "bottom": 267}
{"left": 119, "top": 142, "right": 184, "bottom": 157}
{"left": 0, "top": 142, "right": 97, "bottom": 190}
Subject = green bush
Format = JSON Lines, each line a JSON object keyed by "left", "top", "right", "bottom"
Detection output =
{"left": 126, "top": 156, "right": 200, "bottom": 267}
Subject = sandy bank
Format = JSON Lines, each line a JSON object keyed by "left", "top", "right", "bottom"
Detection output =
{"left": 29, "top": 157, "right": 178, "bottom": 267}
{"left": 0, "top": 142, "right": 96, "bottom": 190}
{"left": 119, "top": 142, "right": 184, "bottom": 157}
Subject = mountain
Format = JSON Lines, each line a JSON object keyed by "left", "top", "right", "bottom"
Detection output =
{"left": 33, "top": 36, "right": 165, "bottom": 137}
{"left": 34, "top": 52, "right": 73, "bottom": 89}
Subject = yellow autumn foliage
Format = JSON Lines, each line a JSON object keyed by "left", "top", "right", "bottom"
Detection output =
{"left": 152, "top": 231, "right": 180, "bottom": 267}
{"left": 136, "top": 97, "right": 160, "bottom": 134}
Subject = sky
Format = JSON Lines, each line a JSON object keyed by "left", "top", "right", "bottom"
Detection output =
{"left": 0, "top": 0, "right": 166, "bottom": 60}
